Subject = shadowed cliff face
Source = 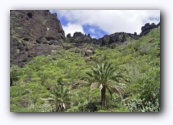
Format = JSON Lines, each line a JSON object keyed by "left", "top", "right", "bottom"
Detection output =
{"left": 10, "top": 10, "right": 65, "bottom": 67}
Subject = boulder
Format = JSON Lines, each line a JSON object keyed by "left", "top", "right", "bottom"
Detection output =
{"left": 73, "top": 32, "right": 84, "bottom": 38}
{"left": 67, "top": 33, "right": 71, "bottom": 38}
{"left": 84, "top": 48, "right": 95, "bottom": 56}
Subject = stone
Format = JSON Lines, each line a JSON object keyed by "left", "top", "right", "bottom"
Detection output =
{"left": 73, "top": 32, "right": 84, "bottom": 38}
{"left": 84, "top": 48, "right": 95, "bottom": 56}
{"left": 67, "top": 33, "right": 71, "bottom": 38}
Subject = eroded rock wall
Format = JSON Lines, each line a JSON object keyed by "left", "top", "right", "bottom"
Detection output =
{"left": 10, "top": 10, "right": 65, "bottom": 67}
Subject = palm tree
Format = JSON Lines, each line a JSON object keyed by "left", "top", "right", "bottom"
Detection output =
{"left": 42, "top": 78, "right": 70, "bottom": 112}
{"left": 86, "top": 62, "right": 124, "bottom": 108}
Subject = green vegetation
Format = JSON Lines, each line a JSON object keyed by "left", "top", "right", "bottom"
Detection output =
{"left": 41, "top": 78, "right": 70, "bottom": 112}
{"left": 10, "top": 27, "right": 160, "bottom": 112}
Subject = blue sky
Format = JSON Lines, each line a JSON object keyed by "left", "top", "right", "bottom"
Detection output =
{"left": 50, "top": 10, "right": 160, "bottom": 39}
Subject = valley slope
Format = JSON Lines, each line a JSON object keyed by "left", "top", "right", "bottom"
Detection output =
{"left": 10, "top": 10, "right": 160, "bottom": 112}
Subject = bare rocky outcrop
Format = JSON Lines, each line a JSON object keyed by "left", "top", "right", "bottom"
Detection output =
{"left": 67, "top": 31, "right": 138, "bottom": 47}
{"left": 10, "top": 10, "right": 65, "bottom": 67}
{"left": 65, "top": 22, "right": 160, "bottom": 55}
{"left": 67, "top": 22, "right": 160, "bottom": 47}
{"left": 10, "top": 10, "right": 160, "bottom": 67}
{"left": 99, "top": 32, "right": 138, "bottom": 46}
{"left": 140, "top": 22, "right": 160, "bottom": 36}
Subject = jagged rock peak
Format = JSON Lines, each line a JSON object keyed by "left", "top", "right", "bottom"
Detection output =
{"left": 65, "top": 22, "right": 160, "bottom": 48}
{"left": 73, "top": 32, "right": 85, "bottom": 38}
{"left": 140, "top": 22, "right": 160, "bottom": 36}
{"left": 98, "top": 32, "right": 139, "bottom": 46}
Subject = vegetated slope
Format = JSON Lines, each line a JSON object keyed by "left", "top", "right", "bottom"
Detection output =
{"left": 10, "top": 26, "right": 160, "bottom": 112}
{"left": 10, "top": 10, "right": 159, "bottom": 68}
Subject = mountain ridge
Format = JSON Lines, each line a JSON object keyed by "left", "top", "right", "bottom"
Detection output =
{"left": 10, "top": 10, "right": 160, "bottom": 67}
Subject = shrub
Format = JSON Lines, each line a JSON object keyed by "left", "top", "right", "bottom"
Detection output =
{"left": 10, "top": 65, "right": 21, "bottom": 86}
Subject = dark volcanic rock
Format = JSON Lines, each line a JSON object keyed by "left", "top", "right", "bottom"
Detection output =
{"left": 10, "top": 10, "right": 160, "bottom": 68}
{"left": 10, "top": 10, "right": 65, "bottom": 67}
{"left": 65, "top": 22, "right": 159, "bottom": 49}
{"left": 100, "top": 32, "right": 138, "bottom": 46}
{"left": 73, "top": 32, "right": 84, "bottom": 38}
{"left": 140, "top": 22, "right": 160, "bottom": 36}
{"left": 67, "top": 33, "right": 72, "bottom": 38}
{"left": 67, "top": 30, "right": 140, "bottom": 47}
{"left": 69, "top": 32, "right": 93, "bottom": 44}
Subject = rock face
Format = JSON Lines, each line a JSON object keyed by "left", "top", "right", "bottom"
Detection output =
{"left": 10, "top": 10, "right": 160, "bottom": 67}
{"left": 67, "top": 33, "right": 72, "bottom": 38}
{"left": 10, "top": 10, "right": 65, "bottom": 67}
{"left": 140, "top": 22, "right": 160, "bottom": 36}
{"left": 99, "top": 32, "right": 138, "bottom": 46}
{"left": 67, "top": 22, "right": 160, "bottom": 47}
{"left": 67, "top": 31, "right": 138, "bottom": 46}
{"left": 73, "top": 32, "right": 84, "bottom": 38}
{"left": 67, "top": 32, "right": 92, "bottom": 44}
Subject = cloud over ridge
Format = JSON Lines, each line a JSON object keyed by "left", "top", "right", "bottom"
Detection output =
{"left": 50, "top": 10, "right": 160, "bottom": 39}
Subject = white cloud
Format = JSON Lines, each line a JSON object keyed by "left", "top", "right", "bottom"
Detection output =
{"left": 56, "top": 10, "right": 160, "bottom": 35}
{"left": 90, "top": 35, "right": 97, "bottom": 39}
{"left": 62, "top": 23, "right": 84, "bottom": 37}
{"left": 89, "top": 28, "right": 95, "bottom": 33}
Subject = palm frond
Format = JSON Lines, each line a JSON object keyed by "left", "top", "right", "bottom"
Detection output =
{"left": 86, "top": 72, "right": 93, "bottom": 77}
{"left": 109, "top": 85, "right": 123, "bottom": 100}
{"left": 89, "top": 82, "right": 100, "bottom": 94}
{"left": 106, "top": 85, "right": 113, "bottom": 100}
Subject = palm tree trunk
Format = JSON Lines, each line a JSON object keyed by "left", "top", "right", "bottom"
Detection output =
{"left": 101, "top": 84, "right": 106, "bottom": 108}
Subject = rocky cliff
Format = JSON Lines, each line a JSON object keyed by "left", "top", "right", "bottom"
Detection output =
{"left": 66, "top": 22, "right": 160, "bottom": 48}
{"left": 140, "top": 22, "right": 160, "bottom": 36}
{"left": 10, "top": 10, "right": 160, "bottom": 67}
{"left": 10, "top": 10, "right": 65, "bottom": 67}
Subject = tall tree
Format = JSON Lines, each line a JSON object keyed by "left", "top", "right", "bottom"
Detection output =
{"left": 87, "top": 62, "right": 124, "bottom": 108}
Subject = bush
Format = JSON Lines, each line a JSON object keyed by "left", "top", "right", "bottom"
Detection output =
{"left": 10, "top": 65, "right": 21, "bottom": 86}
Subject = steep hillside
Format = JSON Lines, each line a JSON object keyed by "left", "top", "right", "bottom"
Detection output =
{"left": 10, "top": 10, "right": 159, "bottom": 67}
{"left": 10, "top": 25, "right": 160, "bottom": 112}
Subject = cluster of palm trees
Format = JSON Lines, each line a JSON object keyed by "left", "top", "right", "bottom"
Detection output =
{"left": 44, "top": 62, "right": 125, "bottom": 112}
